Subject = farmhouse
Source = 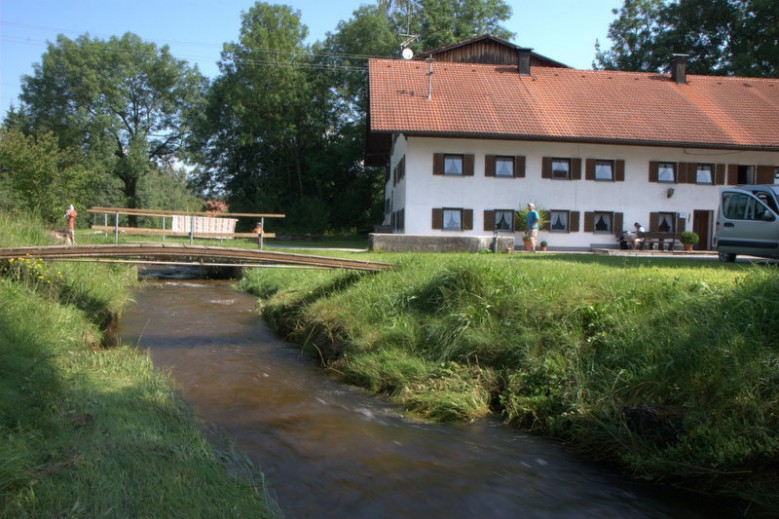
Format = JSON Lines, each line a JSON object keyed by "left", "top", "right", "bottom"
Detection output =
{"left": 366, "top": 34, "right": 779, "bottom": 252}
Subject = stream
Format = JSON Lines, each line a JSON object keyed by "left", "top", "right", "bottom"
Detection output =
{"left": 118, "top": 274, "right": 732, "bottom": 518}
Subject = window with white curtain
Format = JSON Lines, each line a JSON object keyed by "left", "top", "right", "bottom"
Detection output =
{"left": 594, "top": 211, "right": 612, "bottom": 233}
{"left": 495, "top": 157, "right": 514, "bottom": 177}
{"left": 658, "top": 162, "right": 675, "bottom": 183}
{"left": 443, "top": 209, "right": 462, "bottom": 230}
{"left": 696, "top": 164, "right": 713, "bottom": 184}
{"left": 444, "top": 155, "right": 464, "bottom": 175}
{"left": 550, "top": 210, "right": 568, "bottom": 232}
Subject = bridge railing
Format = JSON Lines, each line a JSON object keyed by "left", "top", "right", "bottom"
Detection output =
{"left": 88, "top": 207, "right": 285, "bottom": 249}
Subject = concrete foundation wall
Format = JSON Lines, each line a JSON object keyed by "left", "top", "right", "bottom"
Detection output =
{"left": 370, "top": 233, "right": 515, "bottom": 253}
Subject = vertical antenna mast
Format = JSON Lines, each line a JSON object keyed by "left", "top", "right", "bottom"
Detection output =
{"left": 399, "top": 0, "right": 420, "bottom": 57}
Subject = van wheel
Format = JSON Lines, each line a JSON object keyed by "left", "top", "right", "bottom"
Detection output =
{"left": 718, "top": 251, "right": 736, "bottom": 263}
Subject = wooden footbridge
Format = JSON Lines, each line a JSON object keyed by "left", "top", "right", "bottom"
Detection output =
{"left": 0, "top": 244, "right": 391, "bottom": 272}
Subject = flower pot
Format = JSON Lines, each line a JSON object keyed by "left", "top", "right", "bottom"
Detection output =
{"left": 523, "top": 239, "right": 533, "bottom": 251}
{"left": 683, "top": 243, "right": 693, "bottom": 252}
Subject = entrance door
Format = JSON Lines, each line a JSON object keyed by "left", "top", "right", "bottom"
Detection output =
{"left": 693, "top": 210, "right": 712, "bottom": 250}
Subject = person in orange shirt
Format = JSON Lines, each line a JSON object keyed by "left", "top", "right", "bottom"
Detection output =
{"left": 252, "top": 222, "right": 263, "bottom": 248}
{"left": 65, "top": 204, "right": 77, "bottom": 245}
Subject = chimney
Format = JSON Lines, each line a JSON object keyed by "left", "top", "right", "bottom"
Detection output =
{"left": 517, "top": 48, "right": 532, "bottom": 76}
{"left": 671, "top": 53, "right": 688, "bottom": 84}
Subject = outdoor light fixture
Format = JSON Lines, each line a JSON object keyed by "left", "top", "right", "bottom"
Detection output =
{"left": 666, "top": 187, "right": 675, "bottom": 198}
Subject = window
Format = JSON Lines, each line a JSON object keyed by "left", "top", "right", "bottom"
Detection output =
{"left": 723, "top": 193, "right": 774, "bottom": 221}
{"left": 658, "top": 162, "right": 676, "bottom": 183}
{"left": 774, "top": 168, "right": 779, "bottom": 185}
{"left": 593, "top": 212, "right": 613, "bottom": 233}
{"left": 433, "top": 208, "right": 473, "bottom": 231}
{"left": 657, "top": 212, "right": 675, "bottom": 232}
{"left": 737, "top": 165, "right": 755, "bottom": 185}
{"left": 755, "top": 192, "right": 779, "bottom": 214}
{"left": 696, "top": 164, "right": 713, "bottom": 184}
{"left": 495, "top": 157, "right": 514, "bottom": 177}
{"left": 443, "top": 209, "right": 463, "bottom": 230}
{"left": 549, "top": 210, "right": 569, "bottom": 232}
{"left": 594, "top": 160, "right": 614, "bottom": 181}
{"left": 552, "top": 159, "right": 571, "bottom": 179}
{"left": 444, "top": 154, "right": 463, "bottom": 176}
{"left": 494, "top": 210, "right": 514, "bottom": 231}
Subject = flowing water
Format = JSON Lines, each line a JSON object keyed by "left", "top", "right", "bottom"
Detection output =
{"left": 119, "top": 275, "right": 734, "bottom": 519}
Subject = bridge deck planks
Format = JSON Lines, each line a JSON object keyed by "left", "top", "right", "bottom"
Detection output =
{"left": 0, "top": 244, "right": 391, "bottom": 272}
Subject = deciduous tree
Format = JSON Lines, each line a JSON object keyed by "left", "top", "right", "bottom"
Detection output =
{"left": 595, "top": 0, "right": 778, "bottom": 77}
{"left": 18, "top": 33, "right": 207, "bottom": 223}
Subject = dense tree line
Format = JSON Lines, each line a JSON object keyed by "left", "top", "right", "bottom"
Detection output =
{"left": 2, "top": 0, "right": 775, "bottom": 233}
{"left": 1, "top": 1, "right": 513, "bottom": 232}
{"left": 595, "top": 0, "right": 778, "bottom": 77}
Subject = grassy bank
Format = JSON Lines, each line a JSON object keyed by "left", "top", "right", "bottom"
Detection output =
{"left": 239, "top": 252, "right": 779, "bottom": 516}
{"left": 0, "top": 211, "right": 279, "bottom": 518}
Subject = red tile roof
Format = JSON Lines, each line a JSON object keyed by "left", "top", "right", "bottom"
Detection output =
{"left": 368, "top": 58, "right": 779, "bottom": 151}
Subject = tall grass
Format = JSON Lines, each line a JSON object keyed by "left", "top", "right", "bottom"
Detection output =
{"left": 241, "top": 252, "right": 779, "bottom": 515}
{"left": 0, "top": 210, "right": 279, "bottom": 518}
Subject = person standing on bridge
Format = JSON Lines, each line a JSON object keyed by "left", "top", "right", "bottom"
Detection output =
{"left": 64, "top": 204, "right": 77, "bottom": 245}
{"left": 252, "top": 221, "right": 263, "bottom": 248}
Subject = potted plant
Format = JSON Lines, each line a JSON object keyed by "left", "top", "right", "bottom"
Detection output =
{"left": 522, "top": 235, "right": 534, "bottom": 251}
{"left": 680, "top": 231, "right": 699, "bottom": 251}
{"left": 540, "top": 240, "right": 548, "bottom": 252}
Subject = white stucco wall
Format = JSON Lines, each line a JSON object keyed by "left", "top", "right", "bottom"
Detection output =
{"left": 383, "top": 135, "right": 779, "bottom": 249}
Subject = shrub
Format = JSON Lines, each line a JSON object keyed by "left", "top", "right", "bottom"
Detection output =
{"left": 680, "top": 231, "right": 699, "bottom": 244}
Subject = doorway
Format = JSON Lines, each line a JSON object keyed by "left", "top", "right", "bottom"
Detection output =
{"left": 693, "top": 210, "right": 712, "bottom": 250}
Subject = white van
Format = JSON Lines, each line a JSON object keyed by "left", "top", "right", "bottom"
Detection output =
{"left": 714, "top": 185, "right": 779, "bottom": 262}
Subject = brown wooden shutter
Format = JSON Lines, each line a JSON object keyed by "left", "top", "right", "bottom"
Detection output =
{"left": 515, "top": 156, "right": 526, "bottom": 178}
{"left": 715, "top": 163, "right": 726, "bottom": 185}
{"left": 485, "top": 155, "right": 496, "bottom": 177}
{"left": 615, "top": 160, "right": 625, "bottom": 182}
{"left": 572, "top": 158, "right": 582, "bottom": 180}
{"left": 585, "top": 159, "right": 596, "bottom": 180}
{"left": 542, "top": 157, "right": 553, "bottom": 179}
{"left": 432, "top": 208, "right": 443, "bottom": 229}
{"left": 677, "top": 162, "right": 689, "bottom": 184}
{"left": 649, "top": 161, "right": 659, "bottom": 183}
{"left": 727, "top": 164, "right": 739, "bottom": 185}
{"left": 463, "top": 209, "right": 473, "bottom": 230}
{"left": 757, "top": 165, "right": 775, "bottom": 184}
{"left": 483, "top": 210, "right": 494, "bottom": 231}
{"left": 583, "top": 212, "right": 594, "bottom": 232}
{"left": 569, "top": 211, "right": 580, "bottom": 232}
{"left": 677, "top": 214, "right": 686, "bottom": 232}
{"left": 649, "top": 212, "right": 660, "bottom": 232}
{"left": 613, "top": 212, "right": 624, "bottom": 237}
{"left": 464, "top": 154, "right": 475, "bottom": 176}
{"left": 433, "top": 153, "right": 444, "bottom": 176}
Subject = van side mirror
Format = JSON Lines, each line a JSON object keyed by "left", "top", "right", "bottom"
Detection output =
{"left": 762, "top": 212, "right": 776, "bottom": 222}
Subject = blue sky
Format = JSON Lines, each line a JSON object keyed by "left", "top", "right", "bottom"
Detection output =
{"left": 1, "top": 0, "right": 622, "bottom": 117}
